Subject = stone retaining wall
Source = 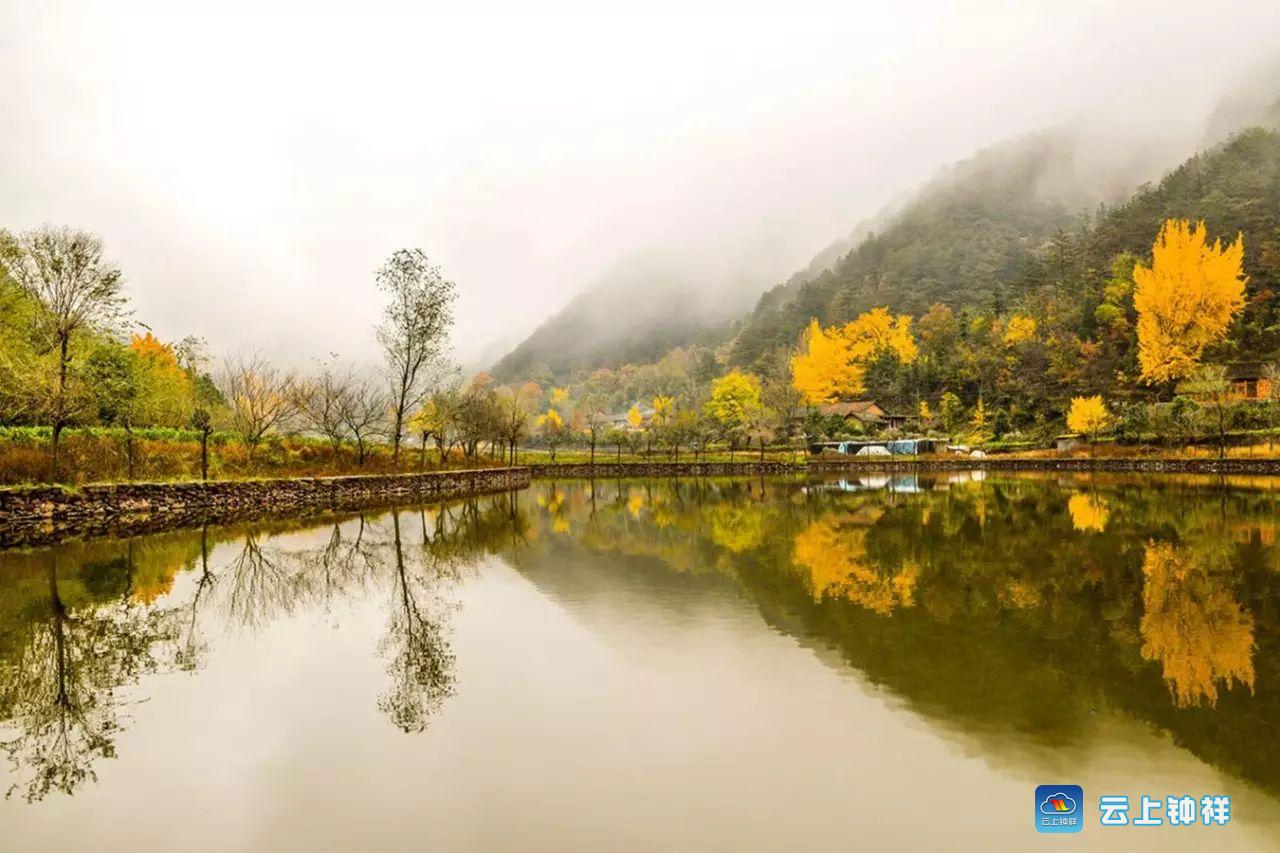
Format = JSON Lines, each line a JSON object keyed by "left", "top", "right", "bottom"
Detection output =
{"left": 0, "top": 468, "right": 530, "bottom": 548}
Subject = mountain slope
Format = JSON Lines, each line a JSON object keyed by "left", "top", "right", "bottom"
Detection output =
{"left": 491, "top": 255, "right": 770, "bottom": 382}
{"left": 727, "top": 130, "right": 1118, "bottom": 367}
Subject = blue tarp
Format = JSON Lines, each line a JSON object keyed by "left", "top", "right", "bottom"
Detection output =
{"left": 886, "top": 439, "right": 919, "bottom": 456}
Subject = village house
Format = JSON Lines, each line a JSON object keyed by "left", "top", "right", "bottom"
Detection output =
{"left": 1226, "top": 364, "right": 1274, "bottom": 401}
{"left": 812, "top": 400, "right": 912, "bottom": 431}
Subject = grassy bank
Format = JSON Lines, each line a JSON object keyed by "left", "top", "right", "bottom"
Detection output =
{"left": 0, "top": 427, "right": 508, "bottom": 487}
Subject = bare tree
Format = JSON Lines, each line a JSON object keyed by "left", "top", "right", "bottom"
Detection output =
{"left": 376, "top": 249, "right": 456, "bottom": 465}
{"left": 339, "top": 378, "right": 387, "bottom": 466}
{"left": 0, "top": 227, "right": 129, "bottom": 475}
{"left": 218, "top": 353, "right": 296, "bottom": 462}
{"left": 294, "top": 360, "right": 355, "bottom": 459}
{"left": 497, "top": 382, "right": 540, "bottom": 465}
{"left": 579, "top": 399, "right": 607, "bottom": 465}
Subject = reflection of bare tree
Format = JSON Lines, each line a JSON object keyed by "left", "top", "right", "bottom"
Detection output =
{"left": 0, "top": 554, "right": 177, "bottom": 802}
{"left": 0, "top": 494, "right": 525, "bottom": 802}
{"left": 175, "top": 528, "right": 216, "bottom": 673}
{"left": 377, "top": 512, "right": 456, "bottom": 733}
{"left": 216, "top": 533, "right": 295, "bottom": 631}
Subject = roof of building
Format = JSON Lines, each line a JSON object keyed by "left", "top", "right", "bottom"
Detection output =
{"left": 818, "top": 400, "right": 885, "bottom": 417}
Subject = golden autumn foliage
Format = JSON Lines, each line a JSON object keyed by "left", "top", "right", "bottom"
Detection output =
{"left": 1002, "top": 314, "right": 1037, "bottom": 345}
{"left": 843, "top": 307, "right": 919, "bottom": 364}
{"left": 652, "top": 395, "right": 675, "bottom": 425}
{"left": 549, "top": 387, "right": 569, "bottom": 405}
{"left": 1139, "top": 542, "right": 1255, "bottom": 708}
{"left": 704, "top": 370, "right": 762, "bottom": 430}
{"left": 791, "top": 319, "right": 864, "bottom": 404}
{"left": 1133, "top": 219, "right": 1247, "bottom": 383}
{"left": 626, "top": 405, "right": 643, "bottom": 429}
{"left": 790, "top": 308, "right": 918, "bottom": 404}
{"left": 536, "top": 408, "right": 564, "bottom": 429}
{"left": 1066, "top": 395, "right": 1108, "bottom": 439}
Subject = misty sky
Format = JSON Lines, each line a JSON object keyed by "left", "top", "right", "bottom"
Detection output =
{"left": 2, "top": 1, "right": 1278, "bottom": 372}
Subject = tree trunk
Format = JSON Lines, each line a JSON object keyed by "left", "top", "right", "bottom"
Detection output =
{"left": 51, "top": 334, "right": 69, "bottom": 482}
{"left": 125, "top": 423, "right": 136, "bottom": 481}
{"left": 51, "top": 420, "right": 64, "bottom": 481}
{"left": 420, "top": 432, "right": 428, "bottom": 469}
{"left": 759, "top": 438, "right": 765, "bottom": 462}
{"left": 590, "top": 438, "right": 596, "bottom": 465}
{"left": 200, "top": 430, "right": 210, "bottom": 481}
{"left": 1218, "top": 403, "right": 1226, "bottom": 460}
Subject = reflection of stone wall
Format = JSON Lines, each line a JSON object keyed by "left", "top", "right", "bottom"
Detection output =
{"left": 529, "top": 462, "right": 806, "bottom": 478}
{"left": 806, "top": 458, "right": 1280, "bottom": 474}
{"left": 0, "top": 468, "right": 530, "bottom": 547}
{"left": 531, "top": 458, "right": 1280, "bottom": 478}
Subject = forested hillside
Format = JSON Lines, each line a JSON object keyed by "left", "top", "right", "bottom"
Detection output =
{"left": 729, "top": 130, "right": 1129, "bottom": 367}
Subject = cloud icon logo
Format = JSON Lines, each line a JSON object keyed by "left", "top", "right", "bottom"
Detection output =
{"left": 1040, "top": 793, "right": 1078, "bottom": 815}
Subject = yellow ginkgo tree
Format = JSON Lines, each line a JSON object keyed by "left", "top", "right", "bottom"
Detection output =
{"left": 536, "top": 407, "right": 567, "bottom": 461}
{"left": 791, "top": 308, "right": 918, "bottom": 405}
{"left": 1067, "top": 395, "right": 1109, "bottom": 458}
{"left": 1133, "top": 219, "right": 1247, "bottom": 384}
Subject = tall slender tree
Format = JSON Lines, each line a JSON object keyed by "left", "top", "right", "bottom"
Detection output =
{"left": 376, "top": 249, "right": 456, "bottom": 465}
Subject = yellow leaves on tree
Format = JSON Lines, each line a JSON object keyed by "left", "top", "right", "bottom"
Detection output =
{"left": 626, "top": 405, "right": 644, "bottom": 430}
{"left": 1133, "top": 219, "right": 1247, "bottom": 384}
{"left": 536, "top": 407, "right": 564, "bottom": 430}
{"left": 844, "top": 307, "right": 919, "bottom": 364}
{"left": 1066, "top": 395, "right": 1109, "bottom": 439}
{"left": 704, "top": 370, "right": 763, "bottom": 432}
{"left": 1139, "top": 541, "right": 1255, "bottom": 708}
{"left": 651, "top": 395, "right": 675, "bottom": 426}
{"left": 791, "top": 320, "right": 864, "bottom": 405}
{"left": 1002, "top": 315, "right": 1037, "bottom": 346}
{"left": 549, "top": 387, "right": 569, "bottom": 405}
{"left": 790, "top": 308, "right": 918, "bottom": 404}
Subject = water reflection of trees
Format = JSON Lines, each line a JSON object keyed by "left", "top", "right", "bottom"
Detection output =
{"left": 0, "top": 554, "right": 178, "bottom": 802}
{"left": 0, "top": 493, "right": 523, "bottom": 801}
{"left": 513, "top": 475, "right": 1280, "bottom": 793}
{"left": 1140, "top": 541, "right": 1256, "bottom": 708}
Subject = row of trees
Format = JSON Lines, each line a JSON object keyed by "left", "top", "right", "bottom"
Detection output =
{"left": 0, "top": 228, "right": 464, "bottom": 480}
{"left": 511, "top": 217, "right": 1274, "bottom": 456}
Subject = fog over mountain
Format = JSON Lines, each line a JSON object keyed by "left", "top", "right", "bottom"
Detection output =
{"left": 1, "top": 3, "right": 1278, "bottom": 374}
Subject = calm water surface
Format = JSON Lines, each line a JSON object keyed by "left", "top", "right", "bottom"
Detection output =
{"left": 3, "top": 472, "right": 1280, "bottom": 851}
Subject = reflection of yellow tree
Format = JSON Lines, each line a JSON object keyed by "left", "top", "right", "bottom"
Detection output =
{"left": 536, "top": 487, "right": 570, "bottom": 534}
{"left": 1139, "top": 542, "right": 1255, "bottom": 708}
{"left": 709, "top": 503, "right": 766, "bottom": 553}
{"left": 1067, "top": 493, "right": 1109, "bottom": 533}
{"left": 626, "top": 489, "right": 646, "bottom": 519}
{"left": 792, "top": 516, "right": 918, "bottom": 614}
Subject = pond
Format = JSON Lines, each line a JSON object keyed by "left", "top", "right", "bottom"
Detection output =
{"left": 2, "top": 472, "right": 1280, "bottom": 851}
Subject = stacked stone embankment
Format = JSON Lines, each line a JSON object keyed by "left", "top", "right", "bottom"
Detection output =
{"left": 0, "top": 468, "right": 530, "bottom": 547}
